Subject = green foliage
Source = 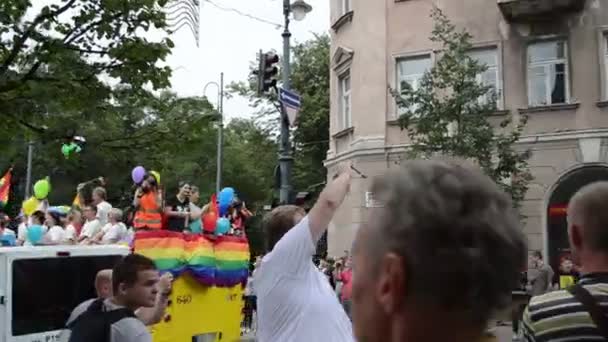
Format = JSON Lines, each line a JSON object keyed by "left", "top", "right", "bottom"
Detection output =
{"left": 228, "top": 33, "right": 330, "bottom": 197}
{"left": 393, "top": 8, "right": 532, "bottom": 208}
{"left": 0, "top": 0, "right": 173, "bottom": 134}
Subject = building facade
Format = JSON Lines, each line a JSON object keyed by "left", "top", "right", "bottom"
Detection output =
{"left": 326, "top": 0, "right": 608, "bottom": 272}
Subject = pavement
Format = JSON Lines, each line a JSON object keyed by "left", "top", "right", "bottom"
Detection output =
{"left": 239, "top": 326, "right": 517, "bottom": 342}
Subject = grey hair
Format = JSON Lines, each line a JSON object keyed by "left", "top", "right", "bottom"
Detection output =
{"left": 109, "top": 208, "right": 123, "bottom": 222}
{"left": 569, "top": 181, "right": 608, "bottom": 252}
{"left": 370, "top": 158, "right": 527, "bottom": 325}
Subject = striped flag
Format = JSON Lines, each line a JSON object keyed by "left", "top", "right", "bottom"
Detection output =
{"left": 0, "top": 168, "right": 12, "bottom": 208}
{"left": 279, "top": 87, "right": 302, "bottom": 127}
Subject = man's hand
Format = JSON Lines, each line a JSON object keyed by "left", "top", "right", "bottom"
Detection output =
{"left": 158, "top": 273, "right": 174, "bottom": 296}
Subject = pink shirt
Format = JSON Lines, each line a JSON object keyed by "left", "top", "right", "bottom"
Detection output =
{"left": 340, "top": 269, "right": 353, "bottom": 301}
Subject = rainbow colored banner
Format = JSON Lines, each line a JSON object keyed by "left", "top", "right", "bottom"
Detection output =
{"left": 133, "top": 230, "right": 250, "bottom": 287}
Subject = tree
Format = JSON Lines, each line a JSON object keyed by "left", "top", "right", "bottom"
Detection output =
{"left": 0, "top": 0, "right": 174, "bottom": 134}
{"left": 228, "top": 34, "right": 330, "bottom": 197}
{"left": 394, "top": 8, "right": 532, "bottom": 208}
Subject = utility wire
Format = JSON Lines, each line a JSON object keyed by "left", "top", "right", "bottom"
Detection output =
{"left": 203, "top": 0, "right": 283, "bottom": 29}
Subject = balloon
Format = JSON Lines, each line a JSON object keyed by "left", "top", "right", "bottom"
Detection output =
{"left": 219, "top": 203, "right": 229, "bottom": 217}
{"left": 202, "top": 212, "right": 217, "bottom": 232}
{"left": 27, "top": 225, "right": 44, "bottom": 244}
{"left": 61, "top": 144, "right": 71, "bottom": 158}
{"left": 150, "top": 170, "right": 161, "bottom": 185}
{"left": 131, "top": 166, "right": 146, "bottom": 184}
{"left": 189, "top": 219, "right": 202, "bottom": 234}
{"left": 33, "top": 179, "right": 50, "bottom": 199}
{"left": 219, "top": 187, "right": 235, "bottom": 203}
{"left": 22, "top": 197, "right": 40, "bottom": 216}
{"left": 215, "top": 217, "right": 231, "bottom": 235}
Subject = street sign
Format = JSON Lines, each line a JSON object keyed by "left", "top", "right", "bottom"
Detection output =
{"left": 279, "top": 88, "right": 301, "bottom": 126}
{"left": 364, "top": 192, "right": 383, "bottom": 208}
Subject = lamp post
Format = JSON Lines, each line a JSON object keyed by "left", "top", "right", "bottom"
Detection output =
{"left": 24, "top": 140, "right": 33, "bottom": 198}
{"left": 203, "top": 72, "right": 225, "bottom": 195}
{"left": 279, "top": 0, "right": 312, "bottom": 204}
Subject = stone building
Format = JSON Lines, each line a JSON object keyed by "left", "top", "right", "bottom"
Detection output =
{"left": 325, "top": 0, "right": 608, "bottom": 271}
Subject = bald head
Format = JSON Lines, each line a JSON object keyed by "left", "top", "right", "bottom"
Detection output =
{"left": 568, "top": 181, "right": 608, "bottom": 253}
{"left": 95, "top": 269, "right": 113, "bottom": 299}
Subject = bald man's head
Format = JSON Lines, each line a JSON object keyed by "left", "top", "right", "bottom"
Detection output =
{"left": 95, "top": 269, "right": 113, "bottom": 299}
{"left": 568, "top": 181, "right": 608, "bottom": 253}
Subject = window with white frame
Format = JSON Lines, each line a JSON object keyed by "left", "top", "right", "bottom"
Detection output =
{"left": 341, "top": 0, "right": 351, "bottom": 15}
{"left": 527, "top": 40, "right": 569, "bottom": 106}
{"left": 469, "top": 48, "right": 502, "bottom": 108}
{"left": 396, "top": 55, "right": 432, "bottom": 115}
{"left": 339, "top": 72, "right": 352, "bottom": 129}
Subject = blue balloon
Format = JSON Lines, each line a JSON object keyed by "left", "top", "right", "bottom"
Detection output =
{"left": 27, "top": 225, "right": 44, "bottom": 244}
{"left": 189, "top": 219, "right": 202, "bottom": 234}
{"left": 218, "top": 187, "right": 235, "bottom": 205}
{"left": 215, "top": 218, "right": 231, "bottom": 235}
{"left": 219, "top": 203, "right": 229, "bottom": 217}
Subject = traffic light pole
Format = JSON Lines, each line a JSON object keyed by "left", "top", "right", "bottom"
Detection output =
{"left": 279, "top": 0, "right": 293, "bottom": 205}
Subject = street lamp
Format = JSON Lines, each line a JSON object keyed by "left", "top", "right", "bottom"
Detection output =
{"left": 291, "top": 0, "right": 312, "bottom": 21}
{"left": 278, "top": 0, "right": 312, "bottom": 204}
{"left": 203, "top": 73, "right": 224, "bottom": 195}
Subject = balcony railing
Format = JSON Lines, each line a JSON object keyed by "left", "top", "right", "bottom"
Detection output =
{"left": 498, "top": 0, "right": 585, "bottom": 22}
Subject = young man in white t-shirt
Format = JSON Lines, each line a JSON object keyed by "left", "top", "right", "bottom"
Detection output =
{"left": 92, "top": 187, "right": 112, "bottom": 226}
{"left": 253, "top": 167, "right": 354, "bottom": 342}
{"left": 79, "top": 205, "right": 103, "bottom": 244}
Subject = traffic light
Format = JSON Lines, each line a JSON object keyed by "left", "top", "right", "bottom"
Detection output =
{"left": 254, "top": 50, "right": 279, "bottom": 95}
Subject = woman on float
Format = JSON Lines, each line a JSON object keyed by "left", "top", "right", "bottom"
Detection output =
{"left": 133, "top": 173, "right": 163, "bottom": 231}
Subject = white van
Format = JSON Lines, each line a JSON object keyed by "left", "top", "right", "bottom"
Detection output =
{"left": 0, "top": 245, "right": 130, "bottom": 342}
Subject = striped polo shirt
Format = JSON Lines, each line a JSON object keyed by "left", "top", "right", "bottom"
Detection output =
{"left": 522, "top": 273, "right": 608, "bottom": 342}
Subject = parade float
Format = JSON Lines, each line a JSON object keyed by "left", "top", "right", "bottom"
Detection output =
{"left": 134, "top": 230, "right": 250, "bottom": 342}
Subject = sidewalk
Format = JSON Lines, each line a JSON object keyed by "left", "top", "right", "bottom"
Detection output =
{"left": 239, "top": 325, "right": 516, "bottom": 342}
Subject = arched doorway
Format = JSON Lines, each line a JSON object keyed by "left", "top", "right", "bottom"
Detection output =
{"left": 546, "top": 165, "right": 608, "bottom": 273}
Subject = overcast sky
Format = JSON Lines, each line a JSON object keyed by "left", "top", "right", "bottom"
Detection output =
{"left": 31, "top": 0, "right": 329, "bottom": 121}
{"left": 168, "top": 0, "right": 330, "bottom": 121}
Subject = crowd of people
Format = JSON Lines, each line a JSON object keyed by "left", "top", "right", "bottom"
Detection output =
{"left": 0, "top": 175, "right": 252, "bottom": 248}
{"left": 248, "top": 159, "right": 608, "bottom": 342}
{"left": 5, "top": 158, "right": 608, "bottom": 342}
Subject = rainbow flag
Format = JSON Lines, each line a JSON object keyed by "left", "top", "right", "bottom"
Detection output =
{"left": 0, "top": 168, "right": 12, "bottom": 208}
{"left": 133, "top": 230, "right": 249, "bottom": 287}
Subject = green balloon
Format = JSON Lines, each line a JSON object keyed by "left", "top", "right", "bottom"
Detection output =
{"left": 61, "top": 144, "right": 71, "bottom": 157}
{"left": 33, "top": 179, "right": 50, "bottom": 200}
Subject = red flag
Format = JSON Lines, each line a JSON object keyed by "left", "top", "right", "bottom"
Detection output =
{"left": 0, "top": 168, "right": 12, "bottom": 207}
{"left": 210, "top": 193, "right": 218, "bottom": 216}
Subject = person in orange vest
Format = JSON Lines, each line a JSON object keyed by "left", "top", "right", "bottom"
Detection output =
{"left": 133, "top": 174, "right": 163, "bottom": 230}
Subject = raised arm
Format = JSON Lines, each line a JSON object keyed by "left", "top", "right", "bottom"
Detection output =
{"left": 308, "top": 167, "right": 352, "bottom": 243}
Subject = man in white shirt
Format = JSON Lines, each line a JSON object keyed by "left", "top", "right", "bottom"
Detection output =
{"left": 254, "top": 166, "right": 354, "bottom": 342}
{"left": 79, "top": 205, "right": 103, "bottom": 244}
{"left": 92, "top": 187, "right": 112, "bottom": 226}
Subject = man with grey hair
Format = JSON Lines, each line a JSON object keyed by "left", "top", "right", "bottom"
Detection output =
{"left": 523, "top": 181, "right": 608, "bottom": 341}
{"left": 351, "top": 159, "right": 527, "bottom": 342}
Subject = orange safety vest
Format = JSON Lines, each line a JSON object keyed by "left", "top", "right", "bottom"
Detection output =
{"left": 134, "top": 192, "right": 163, "bottom": 230}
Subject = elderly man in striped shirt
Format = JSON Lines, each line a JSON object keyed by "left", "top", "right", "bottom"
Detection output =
{"left": 523, "top": 181, "right": 608, "bottom": 341}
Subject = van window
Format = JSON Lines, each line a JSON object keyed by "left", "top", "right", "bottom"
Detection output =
{"left": 12, "top": 255, "right": 122, "bottom": 336}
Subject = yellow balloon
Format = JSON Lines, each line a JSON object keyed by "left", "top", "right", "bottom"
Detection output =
{"left": 151, "top": 170, "right": 161, "bottom": 185}
{"left": 22, "top": 197, "right": 40, "bottom": 216}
